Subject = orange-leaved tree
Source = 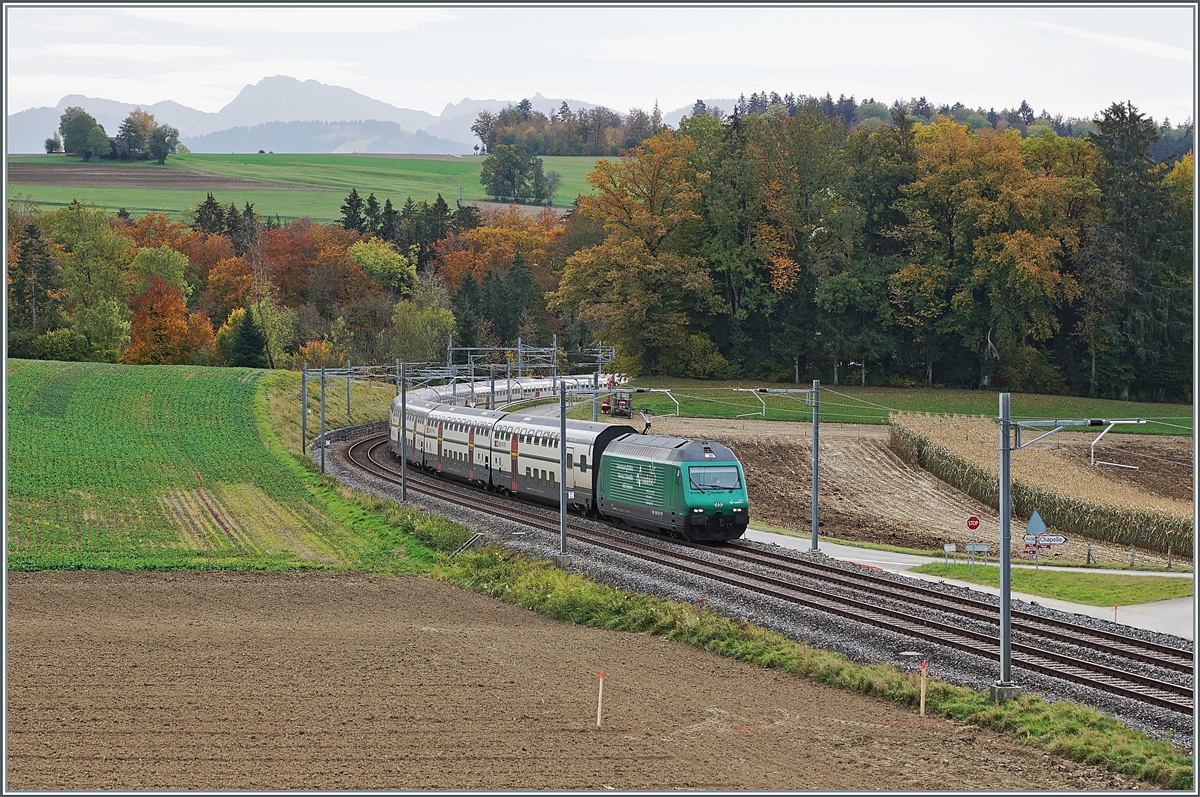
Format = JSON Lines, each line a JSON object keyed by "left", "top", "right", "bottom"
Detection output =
{"left": 123, "top": 274, "right": 214, "bottom": 364}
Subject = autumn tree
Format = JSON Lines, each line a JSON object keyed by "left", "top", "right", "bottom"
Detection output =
{"left": 551, "top": 131, "right": 718, "bottom": 373}
{"left": 123, "top": 275, "right": 198, "bottom": 364}
{"left": 115, "top": 108, "right": 156, "bottom": 160}
{"left": 347, "top": 238, "right": 416, "bottom": 296}
{"left": 7, "top": 209, "right": 61, "bottom": 356}
{"left": 147, "top": 124, "right": 180, "bottom": 164}
{"left": 59, "top": 107, "right": 111, "bottom": 161}
{"left": 41, "top": 201, "right": 136, "bottom": 359}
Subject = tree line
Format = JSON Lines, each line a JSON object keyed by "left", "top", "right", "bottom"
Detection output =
{"left": 49, "top": 107, "right": 182, "bottom": 164}
{"left": 547, "top": 101, "right": 1192, "bottom": 401}
{"left": 10, "top": 98, "right": 1192, "bottom": 402}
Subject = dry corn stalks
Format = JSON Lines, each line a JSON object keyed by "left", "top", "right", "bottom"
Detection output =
{"left": 888, "top": 413, "right": 1192, "bottom": 555}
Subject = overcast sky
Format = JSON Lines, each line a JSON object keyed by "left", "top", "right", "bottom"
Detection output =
{"left": 5, "top": 3, "right": 1196, "bottom": 124}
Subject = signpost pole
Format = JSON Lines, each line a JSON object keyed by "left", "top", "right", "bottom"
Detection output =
{"left": 811, "top": 379, "right": 820, "bottom": 551}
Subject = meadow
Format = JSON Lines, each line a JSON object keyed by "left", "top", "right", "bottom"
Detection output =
{"left": 625, "top": 377, "right": 1193, "bottom": 434}
{"left": 6, "top": 153, "right": 604, "bottom": 220}
{"left": 5, "top": 359, "right": 455, "bottom": 570}
{"left": 910, "top": 563, "right": 1193, "bottom": 606}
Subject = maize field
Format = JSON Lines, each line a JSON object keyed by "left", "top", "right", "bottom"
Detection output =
{"left": 888, "top": 413, "right": 1192, "bottom": 555}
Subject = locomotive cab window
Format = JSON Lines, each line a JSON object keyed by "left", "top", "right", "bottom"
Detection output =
{"left": 579, "top": 455, "right": 587, "bottom": 472}
{"left": 688, "top": 466, "right": 742, "bottom": 491}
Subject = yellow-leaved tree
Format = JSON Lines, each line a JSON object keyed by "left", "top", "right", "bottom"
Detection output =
{"left": 550, "top": 131, "right": 720, "bottom": 374}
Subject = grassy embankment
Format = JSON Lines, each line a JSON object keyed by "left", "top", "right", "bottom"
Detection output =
{"left": 747, "top": 519, "right": 1192, "bottom": 574}
{"left": 910, "top": 564, "right": 1193, "bottom": 605}
{"left": 626, "top": 377, "right": 1192, "bottom": 434}
{"left": 6, "top": 153, "right": 603, "bottom": 221}
{"left": 6, "top": 360, "right": 1192, "bottom": 788}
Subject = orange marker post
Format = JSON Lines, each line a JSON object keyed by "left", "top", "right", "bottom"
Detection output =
{"left": 597, "top": 671, "right": 605, "bottom": 727}
{"left": 920, "top": 661, "right": 927, "bottom": 716}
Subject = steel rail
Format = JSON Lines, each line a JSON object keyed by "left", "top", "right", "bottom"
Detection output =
{"left": 344, "top": 434, "right": 1194, "bottom": 714}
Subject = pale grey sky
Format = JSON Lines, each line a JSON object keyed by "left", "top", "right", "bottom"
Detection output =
{"left": 5, "top": 3, "right": 1196, "bottom": 123}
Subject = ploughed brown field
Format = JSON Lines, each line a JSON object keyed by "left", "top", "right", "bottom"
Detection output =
{"left": 6, "top": 162, "right": 331, "bottom": 191}
{"left": 6, "top": 571, "right": 1147, "bottom": 790}
{"left": 648, "top": 417, "right": 1192, "bottom": 567}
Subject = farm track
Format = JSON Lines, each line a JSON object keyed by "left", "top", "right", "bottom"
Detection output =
{"left": 345, "top": 434, "right": 1195, "bottom": 716}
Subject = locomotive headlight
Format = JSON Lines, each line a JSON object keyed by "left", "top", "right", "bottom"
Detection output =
{"left": 732, "top": 508, "right": 743, "bottom": 512}
{"left": 692, "top": 508, "right": 704, "bottom": 513}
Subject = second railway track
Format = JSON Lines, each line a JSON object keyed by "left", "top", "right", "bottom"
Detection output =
{"left": 346, "top": 434, "right": 1194, "bottom": 715}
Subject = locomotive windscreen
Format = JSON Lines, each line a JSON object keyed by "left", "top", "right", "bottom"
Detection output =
{"left": 688, "top": 465, "right": 742, "bottom": 491}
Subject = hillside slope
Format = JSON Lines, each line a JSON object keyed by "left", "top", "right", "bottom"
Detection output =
{"left": 5, "top": 360, "right": 397, "bottom": 570}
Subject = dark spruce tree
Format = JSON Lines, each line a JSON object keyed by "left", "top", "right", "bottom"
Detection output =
{"left": 379, "top": 198, "right": 400, "bottom": 242}
{"left": 193, "top": 193, "right": 226, "bottom": 234}
{"left": 230, "top": 307, "right": 269, "bottom": 368}
{"left": 364, "top": 192, "right": 381, "bottom": 235}
{"left": 340, "top": 188, "right": 365, "bottom": 232}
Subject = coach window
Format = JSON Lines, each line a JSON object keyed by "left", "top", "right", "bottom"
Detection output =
{"left": 579, "top": 455, "right": 588, "bottom": 472}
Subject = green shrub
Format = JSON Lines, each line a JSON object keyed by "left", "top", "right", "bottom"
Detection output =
{"left": 29, "top": 328, "right": 89, "bottom": 362}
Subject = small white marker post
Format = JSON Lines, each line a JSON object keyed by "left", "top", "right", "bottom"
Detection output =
{"left": 1113, "top": 605, "right": 1118, "bottom": 623}
{"left": 920, "top": 661, "right": 927, "bottom": 716}
{"left": 597, "top": 671, "right": 605, "bottom": 727}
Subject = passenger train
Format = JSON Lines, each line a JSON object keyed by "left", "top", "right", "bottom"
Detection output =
{"left": 389, "top": 375, "right": 750, "bottom": 542}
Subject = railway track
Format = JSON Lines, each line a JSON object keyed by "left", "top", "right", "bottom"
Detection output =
{"left": 345, "top": 434, "right": 1194, "bottom": 715}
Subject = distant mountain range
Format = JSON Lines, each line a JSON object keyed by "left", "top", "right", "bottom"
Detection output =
{"left": 5, "top": 75, "right": 623, "bottom": 155}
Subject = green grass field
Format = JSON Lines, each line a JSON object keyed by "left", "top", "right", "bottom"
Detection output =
{"left": 6, "top": 153, "right": 605, "bottom": 221}
{"left": 624, "top": 378, "right": 1192, "bottom": 434}
{"left": 4, "top": 359, "right": 454, "bottom": 570}
{"left": 910, "top": 563, "right": 1194, "bottom": 606}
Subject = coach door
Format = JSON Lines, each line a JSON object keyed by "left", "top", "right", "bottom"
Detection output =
{"left": 468, "top": 427, "right": 476, "bottom": 481}
{"left": 437, "top": 423, "right": 444, "bottom": 473}
{"left": 566, "top": 445, "right": 578, "bottom": 502}
{"left": 510, "top": 433, "right": 519, "bottom": 492}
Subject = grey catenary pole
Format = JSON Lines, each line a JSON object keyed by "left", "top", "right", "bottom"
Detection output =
{"left": 319, "top": 366, "right": 327, "bottom": 474}
{"left": 346, "top": 359, "right": 351, "bottom": 421}
{"left": 997, "top": 393, "right": 1014, "bottom": 688}
{"left": 300, "top": 364, "right": 308, "bottom": 455}
{"left": 811, "top": 379, "right": 820, "bottom": 551}
{"left": 400, "top": 362, "right": 407, "bottom": 502}
{"left": 559, "top": 389, "right": 568, "bottom": 556}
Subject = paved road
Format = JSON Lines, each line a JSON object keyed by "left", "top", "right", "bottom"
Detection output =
{"left": 744, "top": 527, "right": 1195, "bottom": 641}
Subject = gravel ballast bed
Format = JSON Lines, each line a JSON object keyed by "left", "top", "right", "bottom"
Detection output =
{"left": 321, "top": 437, "right": 1195, "bottom": 750}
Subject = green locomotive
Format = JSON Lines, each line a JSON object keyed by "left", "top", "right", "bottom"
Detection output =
{"left": 597, "top": 435, "right": 749, "bottom": 542}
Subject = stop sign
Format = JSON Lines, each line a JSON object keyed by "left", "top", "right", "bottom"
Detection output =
{"left": 967, "top": 516, "right": 981, "bottom": 531}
